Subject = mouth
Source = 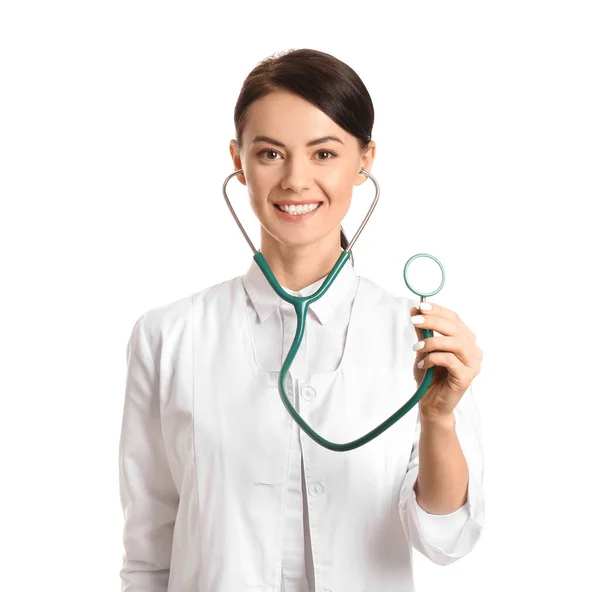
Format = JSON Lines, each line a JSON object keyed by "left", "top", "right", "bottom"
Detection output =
{"left": 273, "top": 201, "right": 323, "bottom": 221}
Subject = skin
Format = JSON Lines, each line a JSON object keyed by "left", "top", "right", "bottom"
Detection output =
{"left": 229, "top": 89, "right": 485, "bottom": 514}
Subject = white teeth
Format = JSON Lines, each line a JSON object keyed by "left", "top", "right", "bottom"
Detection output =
{"left": 277, "top": 203, "right": 320, "bottom": 215}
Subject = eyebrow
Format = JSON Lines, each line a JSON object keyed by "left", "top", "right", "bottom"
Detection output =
{"left": 251, "top": 135, "right": 345, "bottom": 147}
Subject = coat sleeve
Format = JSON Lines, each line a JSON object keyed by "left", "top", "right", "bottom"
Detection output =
{"left": 118, "top": 313, "right": 180, "bottom": 591}
{"left": 398, "top": 381, "right": 485, "bottom": 566}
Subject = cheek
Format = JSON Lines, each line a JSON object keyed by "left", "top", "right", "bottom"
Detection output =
{"left": 245, "top": 173, "right": 271, "bottom": 209}
{"left": 247, "top": 191, "right": 269, "bottom": 223}
{"left": 322, "top": 178, "right": 353, "bottom": 211}
{"left": 241, "top": 160, "right": 267, "bottom": 190}
{"left": 320, "top": 166, "right": 357, "bottom": 198}
{"left": 247, "top": 188, "right": 278, "bottom": 228}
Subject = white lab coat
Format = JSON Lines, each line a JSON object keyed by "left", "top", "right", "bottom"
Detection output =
{"left": 118, "top": 257, "right": 485, "bottom": 591}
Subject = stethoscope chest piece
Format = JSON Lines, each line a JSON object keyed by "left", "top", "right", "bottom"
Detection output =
{"left": 403, "top": 253, "right": 445, "bottom": 302}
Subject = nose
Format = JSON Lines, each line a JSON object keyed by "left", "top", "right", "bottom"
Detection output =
{"left": 280, "top": 156, "right": 313, "bottom": 194}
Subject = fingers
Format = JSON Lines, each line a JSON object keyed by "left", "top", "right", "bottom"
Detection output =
{"left": 409, "top": 306, "right": 459, "bottom": 337}
{"left": 418, "top": 351, "right": 463, "bottom": 375}
{"left": 417, "top": 351, "right": 476, "bottom": 391}
{"left": 410, "top": 302, "right": 475, "bottom": 341}
{"left": 412, "top": 334, "right": 473, "bottom": 367}
{"left": 415, "top": 301, "right": 460, "bottom": 322}
{"left": 409, "top": 303, "right": 482, "bottom": 371}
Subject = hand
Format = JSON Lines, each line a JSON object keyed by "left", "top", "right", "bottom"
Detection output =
{"left": 410, "top": 302, "right": 483, "bottom": 422}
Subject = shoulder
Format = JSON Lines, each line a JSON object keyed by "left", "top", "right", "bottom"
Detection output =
{"left": 357, "top": 274, "right": 420, "bottom": 316}
{"left": 133, "top": 275, "right": 243, "bottom": 344}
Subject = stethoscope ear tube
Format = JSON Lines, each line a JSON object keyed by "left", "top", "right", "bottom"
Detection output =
{"left": 221, "top": 167, "right": 380, "bottom": 255}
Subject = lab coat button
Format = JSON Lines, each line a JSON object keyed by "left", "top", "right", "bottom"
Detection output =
{"left": 308, "top": 482, "right": 324, "bottom": 497}
{"left": 301, "top": 385, "right": 316, "bottom": 400}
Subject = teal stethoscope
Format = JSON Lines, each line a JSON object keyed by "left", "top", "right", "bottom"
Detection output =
{"left": 222, "top": 167, "right": 445, "bottom": 452}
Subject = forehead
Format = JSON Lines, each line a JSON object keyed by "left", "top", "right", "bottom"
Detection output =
{"left": 243, "top": 90, "right": 350, "bottom": 144}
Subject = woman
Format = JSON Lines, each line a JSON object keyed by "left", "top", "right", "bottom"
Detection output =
{"left": 119, "top": 48, "right": 485, "bottom": 592}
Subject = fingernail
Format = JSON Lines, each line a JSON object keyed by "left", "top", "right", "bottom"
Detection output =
{"left": 419, "top": 302, "right": 432, "bottom": 311}
{"left": 411, "top": 315, "right": 424, "bottom": 325}
{"left": 413, "top": 341, "right": 425, "bottom": 351}
{"left": 417, "top": 360, "right": 425, "bottom": 369}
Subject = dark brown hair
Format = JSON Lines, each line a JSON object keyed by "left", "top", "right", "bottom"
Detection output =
{"left": 233, "top": 48, "right": 375, "bottom": 266}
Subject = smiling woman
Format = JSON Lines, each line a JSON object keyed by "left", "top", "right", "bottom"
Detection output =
{"left": 228, "top": 49, "right": 376, "bottom": 285}
{"left": 119, "top": 47, "right": 485, "bottom": 592}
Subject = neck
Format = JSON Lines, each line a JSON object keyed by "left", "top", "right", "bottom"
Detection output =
{"left": 259, "top": 226, "right": 345, "bottom": 292}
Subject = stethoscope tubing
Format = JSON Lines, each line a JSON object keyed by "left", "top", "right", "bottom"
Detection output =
{"left": 223, "top": 167, "right": 437, "bottom": 451}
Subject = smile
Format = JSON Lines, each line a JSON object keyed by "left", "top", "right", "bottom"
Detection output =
{"left": 274, "top": 202, "right": 322, "bottom": 215}
{"left": 273, "top": 202, "right": 323, "bottom": 222}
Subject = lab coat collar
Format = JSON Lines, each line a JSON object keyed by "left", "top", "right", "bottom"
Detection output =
{"left": 242, "top": 253, "right": 358, "bottom": 326}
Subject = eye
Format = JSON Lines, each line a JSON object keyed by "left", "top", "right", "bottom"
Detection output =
{"left": 257, "top": 148, "right": 338, "bottom": 161}
{"left": 315, "top": 150, "right": 337, "bottom": 160}
{"left": 257, "top": 149, "right": 281, "bottom": 160}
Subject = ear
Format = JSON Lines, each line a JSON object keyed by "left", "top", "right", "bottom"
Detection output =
{"left": 354, "top": 140, "right": 376, "bottom": 186}
{"left": 229, "top": 140, "right": 246, "bottom": 186}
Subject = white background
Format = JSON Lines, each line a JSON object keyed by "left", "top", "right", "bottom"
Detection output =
{"left": 1, "top": 1, "right": 598, "bottom": 590}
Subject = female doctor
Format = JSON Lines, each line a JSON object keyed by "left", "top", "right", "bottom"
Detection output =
{"left": 118, "top": 48, "right": 485, "bottom": 592}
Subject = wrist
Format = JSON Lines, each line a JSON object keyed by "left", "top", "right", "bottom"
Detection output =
{"left": 420, "top": 411, "right": 456, "bottom": 430}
